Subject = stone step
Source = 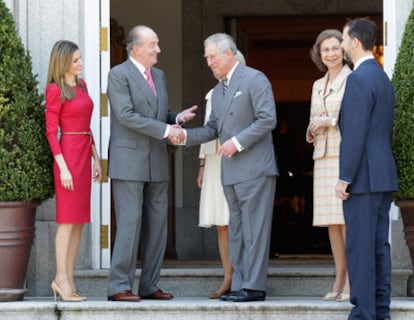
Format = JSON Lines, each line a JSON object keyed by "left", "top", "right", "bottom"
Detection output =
{"left": 28, "top": 264, "right": 412, "bottom": 298}
{"left": 1, "top": 297, "right": 413, "bottom": 320}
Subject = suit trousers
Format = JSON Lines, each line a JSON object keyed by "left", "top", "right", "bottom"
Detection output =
{"left": 107, "top": 179, "right": 168, "bottom": 296}
{"left": 224, "top": 175, "right": 276, "bottom": 291}
{"left": 344, "top": 192, "right": 392, "bottom": 320}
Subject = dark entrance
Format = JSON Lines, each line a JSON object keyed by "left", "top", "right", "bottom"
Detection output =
{"left": 231, "top": 15, "right": 383, "bottom": 255}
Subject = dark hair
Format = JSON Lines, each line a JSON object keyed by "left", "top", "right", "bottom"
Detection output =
{"left": 310, "top": 29, "right": 344, "bottom": 72}
{"left": 344, "top": 18, "right": 377, "bottom": 51}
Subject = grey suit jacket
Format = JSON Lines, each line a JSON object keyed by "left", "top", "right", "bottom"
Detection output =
{"left": 186, "top": 64, "right": 279, "bottom": 185}
{"left": 107, "top": 59, "right": 177, "bottom": 182}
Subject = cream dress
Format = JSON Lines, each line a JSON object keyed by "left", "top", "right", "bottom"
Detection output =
{"left": 306, "top": 65, "right": 351, "bottom": 226}
{"left": 198, "top": 89, "right": 230, "bottom": 227}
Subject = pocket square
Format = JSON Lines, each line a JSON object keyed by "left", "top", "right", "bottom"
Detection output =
{"left": 234, "top": 91, "right": 243, "bottom": 98}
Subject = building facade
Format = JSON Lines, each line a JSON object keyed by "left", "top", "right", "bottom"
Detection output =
{"left": 4, "top": 0, "right": 413, "bottom": 295}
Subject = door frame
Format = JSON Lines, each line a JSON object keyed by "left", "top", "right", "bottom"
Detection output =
{"left": 83, "top": 0, "right": 111, "bottom": 269}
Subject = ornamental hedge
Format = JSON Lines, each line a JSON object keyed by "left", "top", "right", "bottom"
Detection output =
{"left": 0, "top": 0, "right": 54, "bottom": 202}
{"left": 392, "top": 6, "right": 414, "bottom": 200}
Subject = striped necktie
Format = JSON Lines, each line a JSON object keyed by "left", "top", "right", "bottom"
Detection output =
{"left": 222, "top": 77, "right": 228, "bottom": 95}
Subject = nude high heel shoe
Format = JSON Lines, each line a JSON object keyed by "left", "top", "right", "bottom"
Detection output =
{"left": 51, "top": 281, "right": 83, "bottom": 302}
{"left": 336, "top": 292, "right": 350, "bottom": 302}
{"left": 322, "top": 291, "right": 341, "bottom": 300}
{"left": 73, "top": 290, "right": 87, "bottom": 301}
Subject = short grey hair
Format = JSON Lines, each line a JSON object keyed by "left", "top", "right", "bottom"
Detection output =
{"left": 126, "top": 25, "right": 151, "bottom": 55}
{"left": 235, "top": 50, "right": 246, "bottom": 65}
{"left": 204, "top": 33, "right": 237, "bottom": 55}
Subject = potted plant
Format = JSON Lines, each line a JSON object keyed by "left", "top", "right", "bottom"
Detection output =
{"left": 0, "top": 0, "right": 54, "bottom": 301}
{"left": 392, "top": 4, "right": 414, "bottom": 296}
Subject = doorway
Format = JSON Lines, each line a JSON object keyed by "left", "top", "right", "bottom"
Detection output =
{"left": 109, "top": 14, "right": 180, "bottom": 260}
{"left": 231, "top": 15, "right": 383, "bottom": 255}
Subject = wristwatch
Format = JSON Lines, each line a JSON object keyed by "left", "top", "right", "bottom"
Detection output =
{"left": 331, "top": 117, "right": 337, "bottom": 127}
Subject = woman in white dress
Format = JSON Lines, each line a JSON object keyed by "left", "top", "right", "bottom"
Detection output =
{"left": 197, "top": 50, "right": 245, "bottom": 299}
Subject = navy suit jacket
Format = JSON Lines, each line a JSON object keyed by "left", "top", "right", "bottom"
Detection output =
{"left": 339, "top": 59, "right": 398, "bottom": 194}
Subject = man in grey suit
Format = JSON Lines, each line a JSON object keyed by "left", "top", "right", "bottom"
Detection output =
{"left": 107, "top": 25, "right": 196, "bottom": 302}
{"left": 170, "top": 33, "right": 278, "bottom": 302}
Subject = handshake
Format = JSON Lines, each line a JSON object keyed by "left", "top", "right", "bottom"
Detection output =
{"left": 168, "top": 125, "right": 185, "bottom": 145}
{"left": 168, "top": 104, "right": 198, "bottom": 145}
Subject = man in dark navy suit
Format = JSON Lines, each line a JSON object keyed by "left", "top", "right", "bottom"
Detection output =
{"left": 335, "top": 18, "right": 398, "bottom": 320}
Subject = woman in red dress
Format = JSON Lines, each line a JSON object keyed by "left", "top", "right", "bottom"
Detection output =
{"left": 45, "top": 40, "right": 102, "bottom": 301}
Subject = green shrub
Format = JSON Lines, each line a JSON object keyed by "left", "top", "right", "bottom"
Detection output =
{"left": 392, "top": 6, "right": 414, "bottom": 200}
{"left": 0, "top": 0, "right": 54, "bottom": 202}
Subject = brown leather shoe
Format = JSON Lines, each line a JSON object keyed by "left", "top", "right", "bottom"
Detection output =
{"left": 141, "top": 289, "right": 173, "bottom": 300}
{"left": 108, "top": 290, "right": 141, "bottom": 302}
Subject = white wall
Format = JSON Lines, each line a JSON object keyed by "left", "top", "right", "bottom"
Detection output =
{"left": 4, "top": 0, "right": 13, "bottom": 11}
{"left": 6, "top": 0, "right": 82, "bottom": 92}
{"left": 383, "top": 0, "right": 413, "bottom": 78}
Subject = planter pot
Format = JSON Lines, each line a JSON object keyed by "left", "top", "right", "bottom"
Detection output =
{"left": 397, "top": 200, "right": 414, "bottom": 267}
{"left": 0, "top": 201, "right": 37, "bottom": 301}
{"left": 396, "top": 199, "right": 414, "bottom": 296}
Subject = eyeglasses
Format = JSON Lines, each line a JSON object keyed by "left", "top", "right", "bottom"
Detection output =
{"left": 321, "top": 46, "right": 342, "bottom": 54}
{"left": 204, "top": 52, "right": 226, "bottom": 61}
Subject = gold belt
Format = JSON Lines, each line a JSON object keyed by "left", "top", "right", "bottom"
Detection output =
{"left": 61, "top": 131, "right": 92, "bottom": 145}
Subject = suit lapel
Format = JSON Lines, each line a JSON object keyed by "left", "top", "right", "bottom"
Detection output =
{"left": 217, "top": 64, "right": 244, "bottom": 131}
{"left": 126, "top": 60, "right": 158, "bottom": 111}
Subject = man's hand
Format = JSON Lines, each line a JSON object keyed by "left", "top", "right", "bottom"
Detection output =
{"left": 178, "top": 105, "right": 198, "bottom": 123}
{"left": 218, "top": 139, "right": 237, "bottom": 158}
{"left": 168, "top": 125, "right": 185, "bottom": 145}
{"left": 335, "top": 180, "right": 350, "bottom": 200}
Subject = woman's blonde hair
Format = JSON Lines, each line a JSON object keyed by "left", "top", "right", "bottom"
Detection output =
{"left": 47, "top": 40, "right": 84, "bottom": 101}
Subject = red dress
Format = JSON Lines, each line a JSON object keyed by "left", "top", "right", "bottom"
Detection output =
{"left": 45, "top": 81, "right": 94, "bottom": 224}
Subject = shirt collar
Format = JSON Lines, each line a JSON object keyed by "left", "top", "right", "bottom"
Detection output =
{"left": 224, "top": 61, "right": 239, "bottom": 82}
{"left": 353, "top": 54, "right": 375, "bottom": 70}
{"left": 129, "top": 56, "right": 147, "bottom": 76}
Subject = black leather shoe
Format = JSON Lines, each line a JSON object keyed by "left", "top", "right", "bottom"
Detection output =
{"left": 220, "top": 288, "right": 265, "bottom": 302}
{"left": 219, "top": 291, "right": 235, "bottom": 301}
